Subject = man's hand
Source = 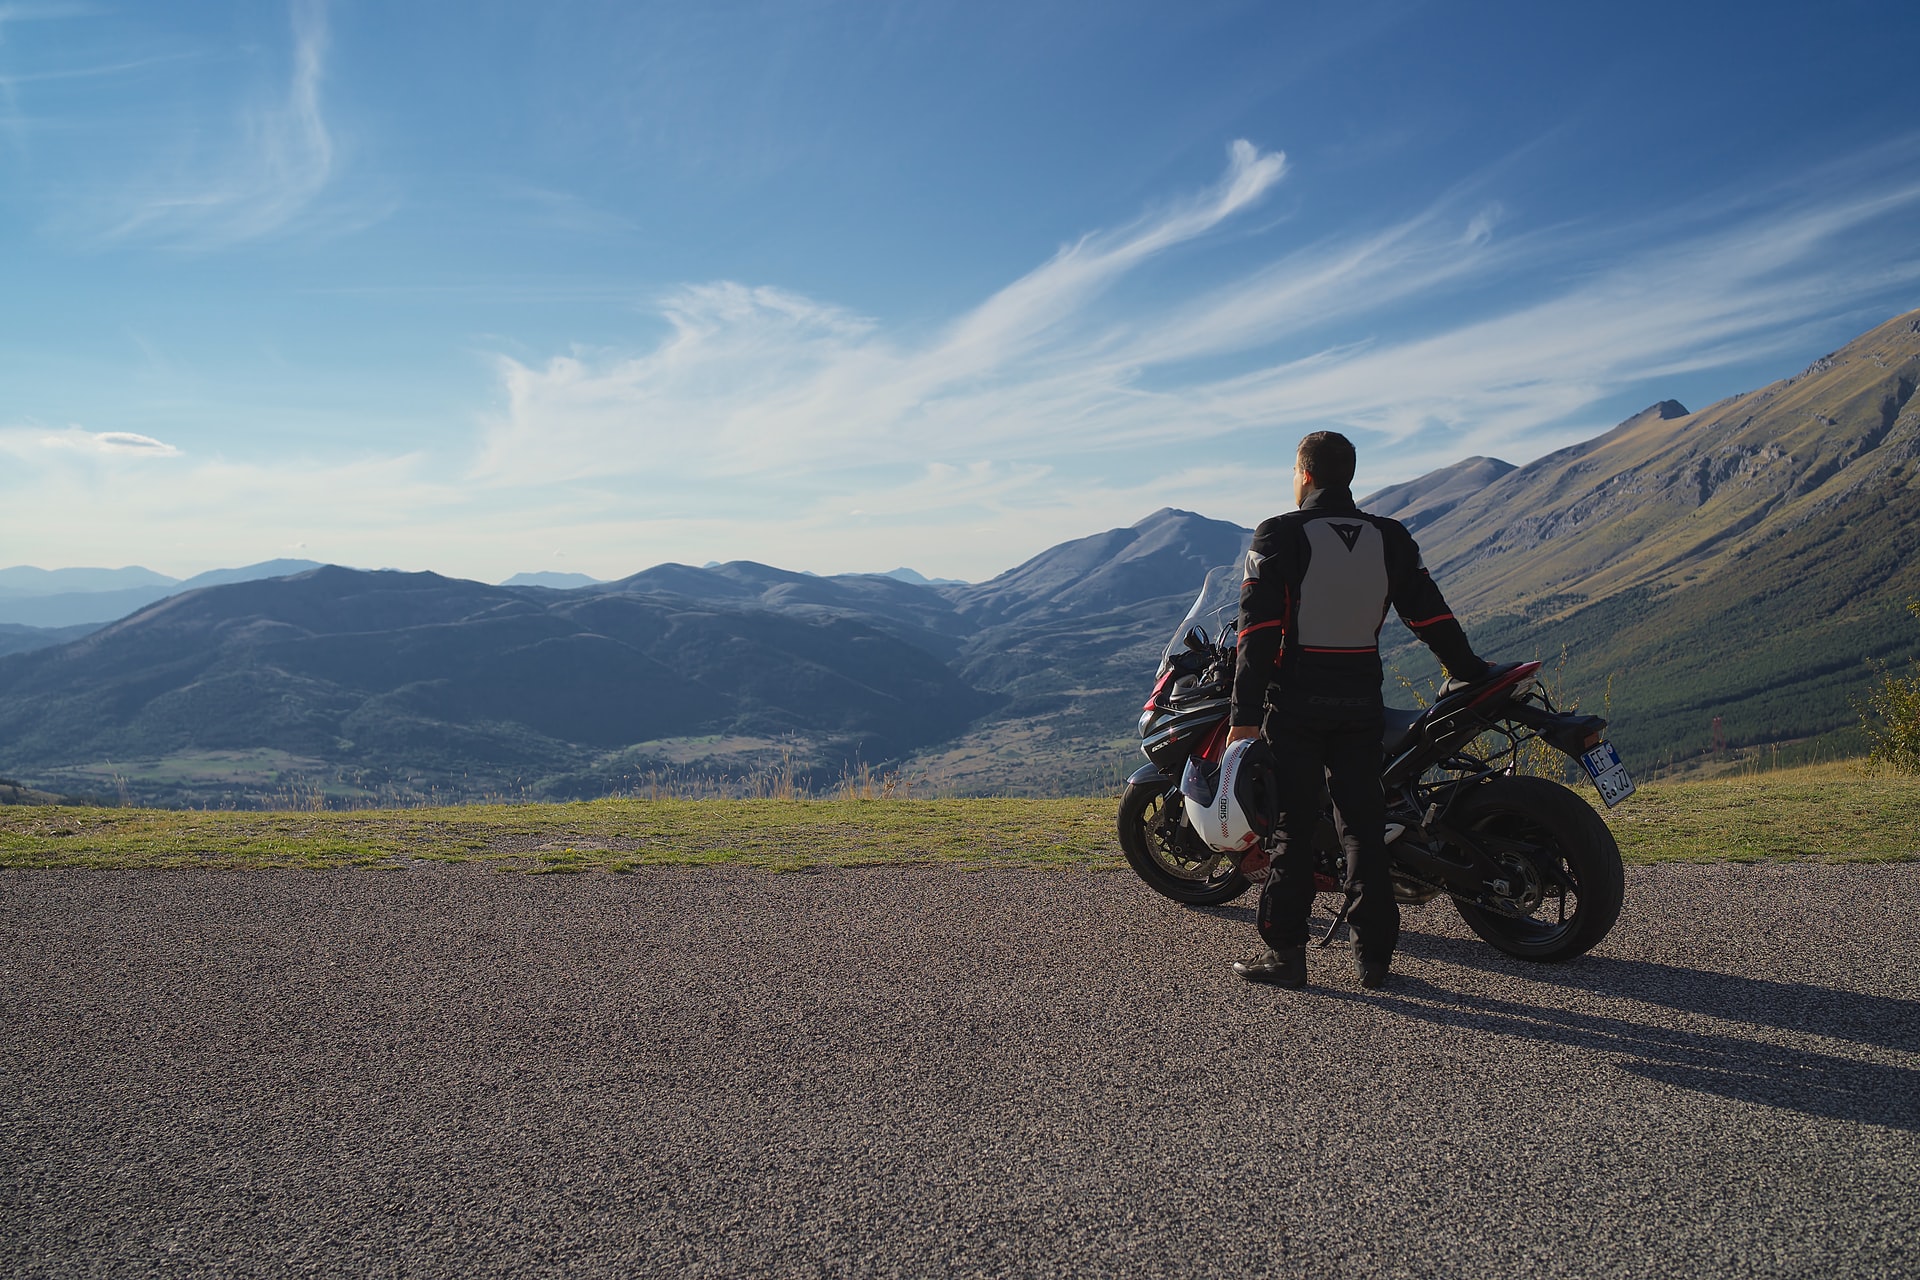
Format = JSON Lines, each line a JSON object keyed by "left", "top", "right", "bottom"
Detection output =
{"left": 1227, "top": 725, "right": 1261, "bottom": 744}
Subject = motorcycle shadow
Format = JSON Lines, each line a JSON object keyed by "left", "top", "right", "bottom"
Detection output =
{"left": 1328, "top": 940, "right": 1920, "bottom": 1133}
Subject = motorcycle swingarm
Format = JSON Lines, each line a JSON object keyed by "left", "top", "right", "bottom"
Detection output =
{"left": 1399, "top": 820, "right": 1572, "bottom": 917}
{"left": 1391, "top": 822, "right": 1517, "bottom": 901}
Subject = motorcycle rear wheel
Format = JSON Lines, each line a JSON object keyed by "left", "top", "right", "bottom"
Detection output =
{"left": 1117, "top": 779, "right": 1252, "bottom": 906}
{"left": 1448, "top": 776, "right": 1624, "bottom": 962}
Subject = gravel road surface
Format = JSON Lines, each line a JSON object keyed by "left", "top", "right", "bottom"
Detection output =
{"left": 5, "top": 863, "right": 1918, "bottom": 1278}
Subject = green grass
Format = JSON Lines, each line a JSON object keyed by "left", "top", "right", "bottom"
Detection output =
{"left": 1598, "top": 761, "right": 1918, "bottom": 863}
{"left": 0, "top": 763, "right": 1912, "bottom": 871}
{"left": 0, "top": 797, "right": 1123, "bottom": 872}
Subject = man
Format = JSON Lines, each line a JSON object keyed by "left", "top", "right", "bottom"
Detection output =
{"left": 1227, "top": 431, "right": 1488, "bottom": 990}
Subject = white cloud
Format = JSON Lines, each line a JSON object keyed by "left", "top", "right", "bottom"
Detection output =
{"left": 2, "top": 425, "right": 182, "bottom": 457}
{"left": 473, "top": 140, "right": 1292, "bottom": 485}
{"left": 100, "top": 0, "right": 336, "bottom": 246}
{"left": 473, "top": 142, "right": 1920, "bottom": 516}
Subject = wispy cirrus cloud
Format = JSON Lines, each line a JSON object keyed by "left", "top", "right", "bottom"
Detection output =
{"left": 0, "top": 3, "right": 103, "bottom": 146}
{"left": 475, "top": 140, "right": 1294, "bottom": 483}
{"left": 1174, "top": 177, "right": 1920, "bottom": 464}
{"left": 0, "top": 3, "right": 102, "bottom": 27}
{"left": 475, "top": 137, "right": 1920, "bottom": 511}
{"left": 0, "top": 51, "right": 197, "bottom": 85}
{"left": 99, "top": 0, "right": 337, "bottom": 247}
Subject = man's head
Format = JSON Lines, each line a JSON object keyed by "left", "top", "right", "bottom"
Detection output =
{"left": 1294, "top": 431, "right": 1356, "bottom": 506}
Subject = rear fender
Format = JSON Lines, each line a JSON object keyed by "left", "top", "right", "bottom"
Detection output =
{"left": 1503, "top": 702, "right": 1609, "bottom": 757}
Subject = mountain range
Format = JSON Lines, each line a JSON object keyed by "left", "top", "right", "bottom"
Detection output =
{"left": 0, "top": 560, "right": 973, "bottom": 637}
{"left": 0, "top": 560, "right": 327, "bottom": 630}
{"left": 0, "top": 509, "right": 1245, "bottom": 804}
{"left": 2, "top": 306, "right": 1915, "bottom": 804}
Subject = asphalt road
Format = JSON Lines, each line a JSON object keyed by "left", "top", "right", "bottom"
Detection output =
{"left": 4, "top": 862, "right": 1917, "bottom": 1279}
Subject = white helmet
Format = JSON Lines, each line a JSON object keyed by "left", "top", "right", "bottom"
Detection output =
{"left": 1180, "top": 737, "right": 1279, "bottom": 853}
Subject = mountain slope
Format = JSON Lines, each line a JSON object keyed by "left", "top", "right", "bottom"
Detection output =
{"left": 904, "top": 509, "right": 1254, "bottom": 794}
{"left": 1384, "top": 307, "right": 1920, "bottom": 766}
{"left": 0, "top": 623, "right": 100, "bottom": 659}
{"left": 1361, "top": 455, "right": 1517, "bottom": 535}
{"left": 945, "top": 507, "right": 1250, "bottom": 627}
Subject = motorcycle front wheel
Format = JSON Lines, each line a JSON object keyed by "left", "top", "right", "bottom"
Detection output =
{"left": 1117, "top": 779, "right": 1252, "bottom": 906}
{"left": 1448, "top": 776, "right": 1625, "bottom": 962}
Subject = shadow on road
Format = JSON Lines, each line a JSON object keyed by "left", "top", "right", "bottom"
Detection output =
{"left": 1198, "top": 904, "right": 1920, "bottom": 1130}
{"left": 1400, "top": 929, "right": 1920, "bottom": 1049}
{"left": 1328, "top": 974, "right": 1920, "bottom": 1131}
{"left": 1360, "top": 931, "right": 1920, "bottom": 1131}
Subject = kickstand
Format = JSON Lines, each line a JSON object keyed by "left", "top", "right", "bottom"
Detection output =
{"left": 1315, "top": 889, "right": 1359, "bottom": 948}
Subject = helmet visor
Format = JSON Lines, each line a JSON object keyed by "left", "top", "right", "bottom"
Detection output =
{"left": 1179, "top": 756, "right": 1218, "bottom": 807}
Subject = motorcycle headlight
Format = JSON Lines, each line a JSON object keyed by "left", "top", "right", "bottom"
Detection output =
{"left": 1137, "top": 706, "right": 1157, "bottom": 736}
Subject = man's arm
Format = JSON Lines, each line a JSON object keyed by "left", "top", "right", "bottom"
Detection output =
{"left": 1229, "top": 519, "right": 1292, "bottom": 736}
{"left": 1382, "top": 520, "right": 1488, "bottom": 681}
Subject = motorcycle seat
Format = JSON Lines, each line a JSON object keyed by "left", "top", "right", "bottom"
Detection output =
{"left": 1381, "top": 706, "right": 1424, "bottom": 756}
{"left": 1434, "top": 661, "right": 1529, "bottom": 711}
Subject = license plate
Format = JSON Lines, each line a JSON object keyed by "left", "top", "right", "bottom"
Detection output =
{"left": 1579, "top": 740, "right": 1636, "bottom": 807}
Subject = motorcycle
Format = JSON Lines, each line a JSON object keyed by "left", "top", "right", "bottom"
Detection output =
{"left": 1118, "top": 566, "right": 1633, "bottom": 963}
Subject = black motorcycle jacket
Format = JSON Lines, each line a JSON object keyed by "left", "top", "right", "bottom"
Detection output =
{"left": 1230, "top": 486, "right": 1486, "bottom": 727}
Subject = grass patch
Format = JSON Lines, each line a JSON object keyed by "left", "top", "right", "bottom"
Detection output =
{"left": 0, "top": 763, "right": 1910, "bottom": 871}
{"left": 0, "top": 798, "right": 1123, "bottom": 872}
{"left": 1598, "top": 762, "right": 1918, "bottom": 863}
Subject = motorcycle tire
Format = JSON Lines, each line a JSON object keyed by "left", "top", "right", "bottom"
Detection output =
{"left": 1448, "top": 775, "right": 1625, "bottom": 962}
{"left": 1117, "top": 779, "right": 1252, "bottom": 906}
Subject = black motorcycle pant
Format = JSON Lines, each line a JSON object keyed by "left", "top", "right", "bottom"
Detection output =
{"left": 1255, "top": 713, "right": 1400, "bottom": 961}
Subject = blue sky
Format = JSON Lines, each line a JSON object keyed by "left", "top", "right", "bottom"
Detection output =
{"left": 3, "top": 0, "right": 1918, "bottom": 583}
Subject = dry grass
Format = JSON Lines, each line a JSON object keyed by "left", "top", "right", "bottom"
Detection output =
{"left": 0, "top": 796, "right": 1118, "bottom": 873}
{"left": 0, "top": 762, "right": 1909, "bottom": 872}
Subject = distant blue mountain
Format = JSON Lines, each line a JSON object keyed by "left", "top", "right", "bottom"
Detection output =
{"left": 177, "top": 559, "right": 326, "bottom": 591}
{"left": 884, "top": 567, "right": 968, "bottom": 587}
{"left": 0, "top": 565, "right": 177, "bottom": 597}
{"left": 0, "top": 559, "right": 327, "bottom": 628}
{"left": 499, "top": 571, "right": 606, "bottom": 589}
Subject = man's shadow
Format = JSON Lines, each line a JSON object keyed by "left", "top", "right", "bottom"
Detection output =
{"left": 1200, "top": 904, "right": 1920, "bottom": 1131}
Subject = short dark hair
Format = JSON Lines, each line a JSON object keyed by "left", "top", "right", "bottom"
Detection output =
{"left": 1296, "top": 431, "right": 1356, "bottom": 491}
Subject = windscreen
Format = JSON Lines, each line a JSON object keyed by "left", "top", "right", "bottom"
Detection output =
{"left": 1162, "top": 564, "right": 1242, "bottom": 664}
